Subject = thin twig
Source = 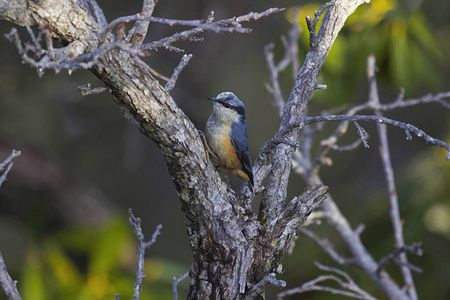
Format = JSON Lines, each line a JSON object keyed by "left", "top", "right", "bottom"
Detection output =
{"left": 172, "top": 271, "right": 189, "bottom": 300}
{"left": 143, "top": 27, "right": 203, "bottom": 52}
{"left": 5, "top": 27, "right": 148, "bottom": 76}
{"left": 264, "top": 8, "right": 301, "bottom": 117}
{"left": 101, "top": 8, "right": 284, "bottom": 43}
{"left": 276, "top": 114, "right": 450, "bottom": 160}
{"left": 323, "top": 138, "right": 364, "bottom": 151}
{"left": 353, "top": 121, "right": 370, "bottom": 148}
{"left": 43, "top": 26, "right": 54, "bottom": 60}
{"left": 305, "top": 1, "right": 335, "bottom": 48}
{"left": 310, "top": 89, "right": 450, "bottom": 177}
{"left": 25, "top": 23, "right": 43, "bottom": 53}
{"left": 131, "top": 0, "right": 157, "bottom": 48}
{"left": 299, "top": 228, "right": 347, "bottom": 265}
{"left": 0, "top": 149, "right": 21, "bottom": 171}
{"left": 143, "top": 8, "right": 283, "bottom": 53}
{"left": 0, "top": 252, "right": 23, "bottom": 300}
{"left": 264, "top": 43, "right": 285, "bottom": 117}
{"left": 127, "top": 209, "right": 162, "bottom": 300}
{"left": 376, "top": 243, "right": 423, "bottom": 275}
{"left": 77, "top": 83, "right": 110, "bottom": 96}
{"left": 277, "top": 262, "right": 377, "bottom": 300}
{"left": 165, "top": 54, "right": 193, "bottom": 93}
{"left": 215, "top": 8, "right": 285, "bottom": 26}
{"left": 0, "top": 150, "right": 21, "bottom": 188}
{"left": 245, "top": 273, "right": 286, "bottom": 299}
{"left": 367, "top": 54, "right": 418, "bottom": 299}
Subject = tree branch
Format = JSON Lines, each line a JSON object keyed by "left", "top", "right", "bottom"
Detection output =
{"left": 256, "top": 0, "right": 370, "bottom": 227}
{"left": 277, "top": 262, "right": 377, "bottom": 300}
{"left": 376, "top": 243, "right": 423, "bottom": 275}
{"left": 367, "top": 54, "right": 418, "bottom": 300}
{"left": 164, "top": 54, "right": 193, "bottom": 93}
{"left": 0, "top": 252, "right": 22, "bottom": 300}
{"left": 277, "top": 114, "right": 450, "bottom": 160}
{"left": 0, "top": 150, "right": 22, "bottom": 300}
{"left": 264, "top": 8, "right": 301, "bottom": 117}
{"left": 126, "top": 209, "right": 162, "bottom": 300}
{"left": 131, "top": 0, "right": 156, "bottom": 48}
{"left": 100, "top": 8, "right": 285, "bottom": 43}
{"left": 77, "top": 83, "right": 110, "bottom": 95}
{"left": 0, "top": 149, "right": 21, "bottom": 188}
{"left": 245, "top": 273, "right": 286, "bottom": 300}
{"left": 299, "top": 227, "right": 347, "bottom": 265}
{"left": 173, "top": 271, "right": 189, "bottom": 300}
{"left": 5, "top": 1, "right": 428, "bottom": 299}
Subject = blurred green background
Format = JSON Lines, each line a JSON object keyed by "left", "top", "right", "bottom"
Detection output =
{"left": 0, "top": 0, "right": 449, "bottom": 299}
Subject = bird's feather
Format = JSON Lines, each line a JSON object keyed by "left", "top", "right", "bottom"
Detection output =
{"left": 230, "top": 119, "right": 254, "bottom": 189}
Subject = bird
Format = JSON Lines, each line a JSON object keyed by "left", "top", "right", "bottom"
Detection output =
{"left": 205, "top": 92, "right": 254, "bottom": 191}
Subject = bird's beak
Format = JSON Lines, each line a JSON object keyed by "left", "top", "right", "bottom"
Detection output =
{"left": 207, "top": 96, "right": 217, "bottom": 103}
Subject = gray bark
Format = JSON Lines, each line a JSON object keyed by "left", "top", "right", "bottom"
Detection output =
{"left": 0, "top": 0, "right": 375, "bottom": 298}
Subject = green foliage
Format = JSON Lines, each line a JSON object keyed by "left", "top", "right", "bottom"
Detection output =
{"left": 18, "top": 216, "right": 186, "bottom": 299}
{"left": 286, "top": 0, "right": 446, "bottom": 106}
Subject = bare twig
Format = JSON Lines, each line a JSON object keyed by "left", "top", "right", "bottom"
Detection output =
{"left": 131, "top": 0, "right": 157, "bottom": 48}
{"left": 0, "top": 252, "right": 22, "bottom": 300}
{"left": 276, "top": 114, "right": 450, "bottom": 160}
{"left": 215, "top": 8, "right": 285, "bottom": 26}
{"left": 310, "top": 88, "right": 450, "bottom": 177}
{"left": 314, "top": 83, "right": 327, "bottom": 90}
{"left": 164, "top": 54, "right": 193, "bottom": 93}
{"left": 77, "top": 83, "right": 109, "bottom": 96}
{"left": 376, "top": 91, "right": 450, "bottom": 111}
{"left": 172, "top": 271, "right": 189, "bottom": 300}
{"left": 262, "top": 113, "right": 450, "bottom": 166}
{"left": 245, "top": 273, "right": 286, "bottom": 300}
{"left": 376, "top": 243, "right": 423, "bottom": 275}
{"left": 101, "top": 8, "right": 284, "bottom": 43}
{"left": 0, "top": 150, "right": 21, "bottom": 188}
{"left": 143, "top": 8, "right": 283, "bottom": 53}
{"left": 277, "top": 262, "right": 377, "bottom": 300}
{"left": 299, "top": 228, "right": 347, "bottom": 265}
{"left": 323, "top": 138, "right": 364, "bottom": 152}
{"left": 143, "top": 27, "right": 204, "bottom": 52}
{"left": 306, "top": 1, "right": 335, "bottom": 48}
{"left": 264, "top": 8, "right": 301, "bottom": 117}
{"left": 43, "top": 25, "right": 54, "bottom": 60}
{"left": 5, "top": 27, "right": 148, "bottom": 76}
{"left": 353, "top": 121, "right": 370, "bottom": 148}
{"left": 367, "top": 54, "right": 418, "bottom": 299}
{"left": 264, "top": 43, "right": 285, "bottom": 117}
{"left": 25, "top": 23, "right": 43, "bottom": 54}
{"left": 0, "top": 149, "right": 21, "bottom": 171}
{"left": 127, "top": 209, "right": 162, "bottom": 300}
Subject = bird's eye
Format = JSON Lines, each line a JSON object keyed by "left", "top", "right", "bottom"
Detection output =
{"left": 224, "top": 103, "right": 231, "bottom": 108}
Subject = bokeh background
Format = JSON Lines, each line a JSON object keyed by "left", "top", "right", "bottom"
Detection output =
{"left": 1, "top": 0, "right": 449, "bottom": 299}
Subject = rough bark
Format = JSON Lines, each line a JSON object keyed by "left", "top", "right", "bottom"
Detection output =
{"left": 257, "top": 0, "right": 370, "bottom": 226}
{"left": 0, "top": 0, "right": 367, "bottom": 298}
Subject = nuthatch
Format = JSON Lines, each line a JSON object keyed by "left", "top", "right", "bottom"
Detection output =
{"left": 205, "top": 92, "right": 254, "bottom": 191}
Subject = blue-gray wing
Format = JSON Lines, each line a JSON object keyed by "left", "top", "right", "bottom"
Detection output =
{"left": 230, "top": 120, "right": 254, "bottom": 189}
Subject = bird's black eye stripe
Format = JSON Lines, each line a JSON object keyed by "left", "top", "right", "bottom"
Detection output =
{"left": 224, "top": 103, "right": 231, "bottom": 108}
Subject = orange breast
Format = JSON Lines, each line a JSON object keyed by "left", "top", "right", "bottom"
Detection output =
{"left": 219, "top": 134, "right": 242, "bottom": 170}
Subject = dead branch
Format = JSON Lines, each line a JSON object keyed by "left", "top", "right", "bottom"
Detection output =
{"left": 0, "top": 251, "right": 22, "bottom": 300}
{"left": 172, "top": 271, "right": 189, "bottom": 300}
{"left": 367, "top": 54, "right": 418, "bottom": 300}
{"left": 376, "top": 243, "right": 423, "bottom": 275}
{"left": 165, "top": 54, "right": 193, "bottom": 93}
{"left": 0, "top": 150, "right": 21, "bottom": 188}
{"left": 277, "top": 262, "right": 377, "bottom": 300}
{"left": 128, "top": 209, "right": 162, "bottom": 300}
